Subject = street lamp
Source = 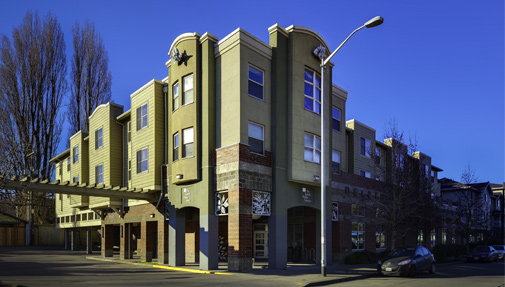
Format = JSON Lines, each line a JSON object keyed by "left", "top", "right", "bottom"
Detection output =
{"left": 314, "top": 16, "right": 383, "bottom": 276}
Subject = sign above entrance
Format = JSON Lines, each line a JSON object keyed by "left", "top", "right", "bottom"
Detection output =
{"left": 302, "top": 187, "right": 312, "bottom": 203}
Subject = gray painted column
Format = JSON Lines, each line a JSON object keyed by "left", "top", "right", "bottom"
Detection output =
{"left": 199, "top": 214, "right": 218, "bottom": 270}
{"left": 86, "top": 227, "right": 92, "bottom": 254}
{"left": 268, "top": 214, "right": 287, "bottom": 270}
{"left": 168, "top": 208, "right": 185, "bottom": 266}
{"left": 70, "top": 228, "right": 76, "bottom": 251}
{"left": 64, "top": 229, "right": 69, "bottom": 250}
{"left": 326, "top": 216, "right": 332, "bottom": 265}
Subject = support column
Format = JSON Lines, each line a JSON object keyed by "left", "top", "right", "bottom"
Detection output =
{"left": 200, "top": 213, "right": 218, "bottom": 270}
{"left": 86, "top": 227, "right": 92, "bottom": 254}
{"left": 316, "top": 212, "right": 321, "bottom": 265}
{"left": 169, "top": 208, "right": 185, "bottom": 266}
{"left": 140, "top": 221, "right": 155, "bottom": 262}
{"left": 325, "top": 214, "right": 332, "bottom": 266}
{"left": 101, "top": 224, "right": 113, "bottom": 257}
{"left": 268, "top": 214, "right": 287, "bottom": 270}
{"left": 157, "top": 219, "right": 168, "bottom": 264}
{"left": 120, "top": 223, "right": 133, "bottom": 260}
{"left": 228, "top": 188, "right": 253, "bottom": 272}
{"left": 64, "top": 229, "right": 69, "bottom": 250}
{"left": 70, "top": 228, "right": 76, "bottom": 251}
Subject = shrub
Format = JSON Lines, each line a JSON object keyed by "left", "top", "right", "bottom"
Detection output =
{"left": 431, "top": 244, "right": 466, "bottom": 262}
{"left": 344, "top": 250, "right": 380, "bottom": 265}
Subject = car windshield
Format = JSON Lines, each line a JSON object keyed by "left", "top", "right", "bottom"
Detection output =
{"left": 493, "top": 246, "right": 504, "bottom": 251}
{"left": 472, "top": 246, "right": 490, "bottom": 252}
{"left": 388, "top": 247, "right": 415, "bottom": 257}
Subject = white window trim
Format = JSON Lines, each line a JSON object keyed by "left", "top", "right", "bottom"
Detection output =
{"left": 248, "top": 122, "right": 264, "bottom": 154}
{"left": 173, "top": 82, "right": 180, "bottom": 111}
{"left": 137, "top": 147, "right": 149, "bottom": 174}
{"left": 304, "top": 133, "right": 321, "bottom": 164}
{"left": 137, "top": 103, "right": 148, "bottom": 130}
{"left": 248, "top": 65, "right": 264, "bottom": 101}
{"left": 182, "top": 74, "right": 194, "bottom": 106}
{"left": 332, "top": 106, "right": 341, "bottom": 132}
{"left": 182, "top": 127, "right": 194, "bottom": 159}
{"left": 304, "top": 68, "right": 321, "bottom": 115}
{"left": 360, "top": 137, "right": 371, "bottom": 158}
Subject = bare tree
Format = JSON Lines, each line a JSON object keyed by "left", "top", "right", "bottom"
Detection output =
{"left": 68, "top": 20, "right": 112, "bottom": 135}
{"left": 370, "top": 120, "right": 436, "bottom": 249}
{"left": 0, "top": 10, "right": 66, "bottom": 224}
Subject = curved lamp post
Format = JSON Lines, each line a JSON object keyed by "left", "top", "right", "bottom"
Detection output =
{"left": 314, "top": 16, "right": 383, "bottom": 276}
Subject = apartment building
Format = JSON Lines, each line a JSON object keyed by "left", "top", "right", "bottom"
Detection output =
{"left": 50, "top": 24, "right": 444, "bottom": 272}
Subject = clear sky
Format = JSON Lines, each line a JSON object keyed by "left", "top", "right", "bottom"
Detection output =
{"left": 1, "top": 0, "right": 503, "bottom": 184}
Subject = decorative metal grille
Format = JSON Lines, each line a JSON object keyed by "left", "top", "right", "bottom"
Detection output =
{"left": 332, "top": 202, "right": 339, "bottom": 221}
{"left": 215, "top": 191, "right": 229, "bottom": 215}
{"left": 252, "top": 191, "right": 271, "bottom": 216}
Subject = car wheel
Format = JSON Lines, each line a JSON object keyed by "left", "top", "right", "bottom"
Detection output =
{"left": 409, "top": 265, "right": 416, "bottom": 277}
{"left": 428, "top": 263, "right": 435, "bottom": 274}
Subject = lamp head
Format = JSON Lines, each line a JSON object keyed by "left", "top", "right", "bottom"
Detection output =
{"left": 364, "top": 16, "right": 384, "bottom": 28}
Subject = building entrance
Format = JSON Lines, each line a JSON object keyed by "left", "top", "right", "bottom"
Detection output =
{"left": 253, "top": 224, "right": 268, "bottom": 259}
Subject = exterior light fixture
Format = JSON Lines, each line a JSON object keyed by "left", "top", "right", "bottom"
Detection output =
{"left": 176, "top": 174, "right": 183, "bottom": 179}
{"left": 314, "top": 175, "right": 320, "bottom": 181}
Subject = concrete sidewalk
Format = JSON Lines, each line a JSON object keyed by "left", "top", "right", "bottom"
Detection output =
{"left": 86, "top": 255, "right": 377, "bottom": 286}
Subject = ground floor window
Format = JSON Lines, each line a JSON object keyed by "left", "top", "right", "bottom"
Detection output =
{"left": 442, "top": 228, "right": 447, "bottom": 244}
{"left": 352, "top": 223, "right": 365, "bottom": 250}
{"left": 451, "top": 228, "right": 456, "bottom": 244}
{"left": 417, "top": 230, "right": 424, "bottom": 246}
{"left": 376, "top": 231, "right": 386, "bottom": 249}
{"left": 431, "top": 229, "right": 436, "bottom": 247}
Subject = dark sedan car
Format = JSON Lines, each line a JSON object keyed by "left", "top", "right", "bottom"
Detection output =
{"left": 377, "top": 246, "right": 436, "bottom": 277}
{"left": 467, "top": 246, "right": 498, "bottom": 262}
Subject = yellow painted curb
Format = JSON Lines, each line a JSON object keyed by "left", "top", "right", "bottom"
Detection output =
{"left": 153, "top": 264, "right": 232, "bottom": 275}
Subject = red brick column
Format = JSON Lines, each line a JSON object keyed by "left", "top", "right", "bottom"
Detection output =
{"left": 158, "top": 219, "right": 168, "bottom": 264}
{"left": 140, "top": 221, "right": 155, "bottom": 262}
{"left": 228, "top": 188, "right": 253, "bottom": 272}
{"left": 101, "top": 224, "right": 113, "bottom": 257}
{"left": 120, "top": 223, "right": 133, "bottom": 260}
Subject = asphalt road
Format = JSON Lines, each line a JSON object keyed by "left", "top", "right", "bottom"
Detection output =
{"left": 331, "top": 260, "right": 505, "bottom": 287}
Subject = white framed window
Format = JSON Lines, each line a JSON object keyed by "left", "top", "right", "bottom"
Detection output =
{"left": 332, "top": 107, "right": 341, "bottom": 132}
{"left": 95, "top": 128, "right": 103, "bottom": 149}
{"left": 360, "top": 137, "right": 371, "bottom": 157}
{"left": 182, "top": 127, "right": 194, "bottom": 158}
{"left": 136, "top": 148, "right": 148, "bottom": 173}
{"left": 173, "top": 82, "right": 180, "bottom": 111}
{"left": 67, "top": 158, "right": 70, "bottom": 171}
{"left": 248, "top": 65, "right": 264, "bottom": 100}
{"left": 73, "top": 176, "right": 79, "bottom": 184}
{"left": 73, "top": 146, "right": 79, "bottom": 163}
{"left": 136, "top": 103, "right": 148, "bottom": 130}
{"left": 352, "top": 223, "right": 365, "bottom": 250}
{"left": 182, "top": 74, "right": 194, "bottom": 105}
{"left": 248, "top": 122, "right": 264, "bottom": 154}
{"left": 304, "top": 133, "right": 321, "bottom": 163}
{"left": 95, "top": 164, "right": 103, "bottom": 184}
{"left": 173, "top": 133, "right": 179, "bottom": 161}
{"left": 304, "top": 69, "right": 321, "bottom": 114}
{"left": 332, "top": 150, "right": 340, "bottom": 174}
{"left": 360, "top": 170, "right": 371, "bottom": 178}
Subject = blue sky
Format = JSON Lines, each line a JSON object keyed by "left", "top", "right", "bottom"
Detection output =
{"left": 1, "top": 0, "right": 503, "bottom": 184}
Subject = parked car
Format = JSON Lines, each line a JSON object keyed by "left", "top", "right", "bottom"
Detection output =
{"left": 377, "top": 246, "right": 436, "bottom": 277}
{"left": 492, "top": 245, "right": 505, "bottom": 260}
{"left": 467, "top": 246, "right": 498, "bottom": 262}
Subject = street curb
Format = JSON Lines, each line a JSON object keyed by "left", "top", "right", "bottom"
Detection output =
{"left": 152, "top": 264, "right": 232, "bottom": 275}
{"left": 302, "top": 273, "right": 376, "bottom": 287}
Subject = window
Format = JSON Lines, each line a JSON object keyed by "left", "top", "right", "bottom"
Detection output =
{"left": 332, "top": 150, "right": 340, "bottom": 174}
{"left": 304, "top": 133, "right": 321, "bottom": 163}
{"left": 431, "top": 229, "right": 436, "bottom": 247}
{"left": 375, "top": 148, "right": 381, "bottom": 165}
{"left": 360, "top": 137, "right": 371, "bottom": 157}
{"left": 95, "top": 164, "right": 103, "bottom": 184}
{"left": 352, "top": 223, "right": 365, "bottom": 250}
{"left": 95, "top": 128, "right": 103, "bottom": 149}
{"left": 182, "top": 127, "right": 194, "bottom": 158}
{"left": 352, "top": 204, "right": 365, "bottom": 216}
{"left": 417, "top": 230, "right": 424, "bottom": 245}
{"left": 182, "top": 74, "right": 194, "bottom": 105}
{"left": 73, "top": 146, "right": 79, "bottom": 163}
{"left": 173, "top": 82, "right": 180, "bottom": 111}
{"left": 67, "top": 158, "right": 70, "bottom": 171}
{"left": 442, "top": 228, "right": 447, "bottom": 245}
{"left": 376, "top": 231, "right": 386, "bottom": 249}
{"left": 304, "top": 69, "right": 321, "bottom": 114}
{"left": 360, "top": 170, "right": 371, "bottom": 178}
{"left": 136, "top": 103, "right": 148, "bottom": 130}
{"left": 248, "top": 65, "right": 264, "bottom": 100}
{"left": 173, "top": 133, "right": 179, "bottom": 161}
{"left": 248, "top": 122, "right": 264, "bottom": 154}
{"left": 73, "top": 176, "right": 79, "bottom": 183}
{"left": 127, "top": 121, "right": 131, "bottom": 142}
{"left": 137, "top": 148, "right": 148, "bottom": 173}
{"left": 451, "top": 229, "right": 456, "bottom": 244}
{"left": 424, "top": 164, "right": 429, "bottom": 178}
{"left": 396, "top": 153, "right": 405, "bottom": 169}
{"left": 128, "top": 160, "right": 131, "bottom": 181}
{"left": 332, "top": 107, "right": 341, "bottom": 132}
